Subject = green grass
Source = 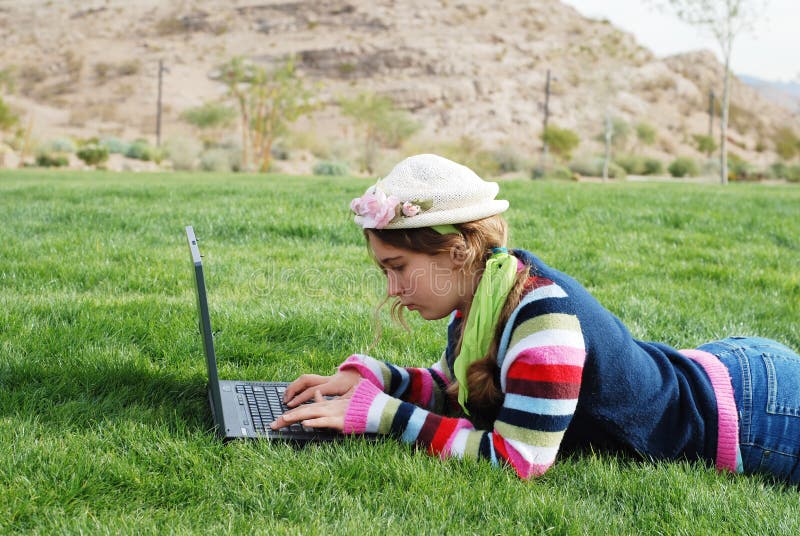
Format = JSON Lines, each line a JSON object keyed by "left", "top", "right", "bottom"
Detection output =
{"left": 1, "top": 169, "right": 799, "bottom": 534}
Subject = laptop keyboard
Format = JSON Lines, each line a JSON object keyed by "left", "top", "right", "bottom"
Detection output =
{"left": 236, "top": 383, "right": 311, "bottom": 434}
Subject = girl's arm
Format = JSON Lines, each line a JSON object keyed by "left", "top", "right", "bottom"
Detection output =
{"left": 342, "top": 305, "right": 586, "bottom": 479}
{"left": 338, "top": 352, "right": 453, "bottom": 414}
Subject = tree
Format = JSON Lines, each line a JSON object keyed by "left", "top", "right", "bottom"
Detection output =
{"left": 541, "top": 125, "right": 580, "bottom": 162}
{"left": 340, "top": 92, "right": 419, "bottom": 174}
{"left": 217, "top": 57, "right": 252, "bottom": 169}
{"left": 216, "top": 56, "right": 316, "bottom": 172}
{"left": 653, "top": 0, "right": 768, "bottom": 184}
{"left": 248, "top": 57, "right": 315, "bottom": 172}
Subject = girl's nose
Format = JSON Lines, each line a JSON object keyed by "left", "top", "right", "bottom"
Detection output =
{"left": 386, "top": 273, "right": 402, "bottom": 296}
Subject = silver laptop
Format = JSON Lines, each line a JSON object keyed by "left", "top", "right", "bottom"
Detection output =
{"left": 186, "top": 225, "right": 340, "bottom": 442}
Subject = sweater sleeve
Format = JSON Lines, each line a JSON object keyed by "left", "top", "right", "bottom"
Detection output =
{"left": 338, "top": 352, "right": 453, "bottom": 414}
{"left": 342, "top": 303, "right": 586, "bottom": 480}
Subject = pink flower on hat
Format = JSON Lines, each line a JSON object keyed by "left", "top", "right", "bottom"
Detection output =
{"left": 350, "top": 187, "right": 400, "bottom": 229}
{"left": 401, "top": 201, "right": 420, "bottom": 217}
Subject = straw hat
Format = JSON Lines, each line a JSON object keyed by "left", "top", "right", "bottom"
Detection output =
{"left": 350, "top": 154, "right": 509, "bottom": 229}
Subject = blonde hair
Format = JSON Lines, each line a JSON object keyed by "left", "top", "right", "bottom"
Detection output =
{"left": 365, "top": 215, "right": 529, "bottom": 426}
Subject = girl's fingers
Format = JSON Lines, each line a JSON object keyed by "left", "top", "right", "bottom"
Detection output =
{"left": 300, "top": 416, "right": 343, "bottom": 431}
{"left": 287, "top": 384, "right": 333, "bottom": 407}
{"left": 283, "top": 374, "right": 327, "bottom": 404}
{"left": 270, "top": 397, "right": 347, "bottom": 432}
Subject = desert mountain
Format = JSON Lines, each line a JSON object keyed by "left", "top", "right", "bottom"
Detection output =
{"left": 1, "top": 0, "right": 797, "bottom": 173}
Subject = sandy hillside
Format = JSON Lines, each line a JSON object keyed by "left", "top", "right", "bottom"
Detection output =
{"left": 0, "top": 0, "right": 797, "bottom": 173}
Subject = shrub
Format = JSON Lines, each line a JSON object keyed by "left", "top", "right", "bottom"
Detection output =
{"left": 41, "top": 137, "right": 76, "bottom": 154}
{"left": 568, "top": 156, "right": 626, "bottom": 179}
{"left": 35, "top": 153, "right": 69, "bottom": 167}
{"left": 313, "top": 160, "right": 349, "bottom": 176}
{"left": 199, "top": 149, "right": 234, "bottom": 172}
{"left": 607, "top": 162, "right": 627, "bottom": 179}
{"left": 542, "top": 125, "right": 580, "bottom": 161}
{"left": 270, "top": 142, "right": 290, "bottom": 161}
{"left": 436, "top": 136, "right": 501, "bottom": 178}
{"left": 117, "top": 59, "right": 141, "bottom": 77}
{"left": 615, "top": 154, "right": 663, "bottom": 176}
{"left": 642, "top": 158, "right": 663, "bottom": 175}
{"left": 181, "top": 102, "right": 236, "bottom": 130}
{"left": 772, "top": 127, "right": 800, "bottom": 161}
{"left": 76, "top": 144, "right": 109, "bottom": 166}
{"left": 569, "top": 156, "right": 603, "bottom": 177}
{"left": 0, "top": 96, "right": 19, "bottom": 131}
{"left": 668, "top": 156, "right": 699, "bottom": 178}
{"left": 692, "top": 134, "right": 717, "bottom": 155}
{"left": 546, "top": 165, "right": 573, "bottom": 180}
{"left": 491, "top": 145, "right": 528, "bottom": 173}
{"left": 164, "top": 137, "right": 202, "bottom": 170}
{"left": 100, "top": 137, "right": 129, "bottom": 154}
{"left": 635, "top": 122, "right": 656, "bottom": 146}
{"left": 767, "top": 162, "right": 800, "bottom": 181}
{"left": 616, "top": 154, "right": 646, "bottom": 175}
{"left": 727, "top": 154, "right": 762, "bottom": 181}
{"left": 125, "top": 140, "right": 156, "bottom": 161}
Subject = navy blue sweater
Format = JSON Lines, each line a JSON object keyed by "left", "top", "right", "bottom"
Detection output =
{"left": 500, "top": 250, "right": 719, "bottom": 464}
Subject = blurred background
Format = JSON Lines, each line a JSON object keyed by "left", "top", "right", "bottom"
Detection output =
{"left": 0, "top": 0, "right": 798, "bottom": 181}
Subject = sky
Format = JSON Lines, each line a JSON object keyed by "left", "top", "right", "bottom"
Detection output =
{"left": 561, "top": 0, "right": 799, "bottom": 82}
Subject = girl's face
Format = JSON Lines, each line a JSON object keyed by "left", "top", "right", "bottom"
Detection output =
{"left": 368, "top": 233, "right": 476, "bottom": 320}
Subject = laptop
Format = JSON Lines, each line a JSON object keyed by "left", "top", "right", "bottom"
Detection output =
{"left": 186, "top": 225, "right": 341, "bottom": 442}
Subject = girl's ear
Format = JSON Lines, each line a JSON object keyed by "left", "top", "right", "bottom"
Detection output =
{"left": 450, "top": 242, "right": 469, "bottom": 268}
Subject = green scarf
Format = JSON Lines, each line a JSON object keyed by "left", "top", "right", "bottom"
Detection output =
{"left": 453, "top": 247, "right": 517, "bottom": 415}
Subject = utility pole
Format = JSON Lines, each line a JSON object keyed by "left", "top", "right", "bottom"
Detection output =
{"left": 156, "top": 59, "right": 166, "bottom": 147}
{"left": 707, "top": 88, "right": 715, "bottom": 156}
{"left": 538, "top": 69, "right": 552, "bottom": 177}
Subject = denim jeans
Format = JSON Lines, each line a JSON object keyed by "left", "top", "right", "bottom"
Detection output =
{"left": 697, "top": 337, "right": 800, "bottom": 483}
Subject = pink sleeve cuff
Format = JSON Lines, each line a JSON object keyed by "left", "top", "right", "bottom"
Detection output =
{"left": 343, "top": 379, "right": 384, "bottom": 434}
{"left": 338, "top": 355, "right": 384, "bottom": 390}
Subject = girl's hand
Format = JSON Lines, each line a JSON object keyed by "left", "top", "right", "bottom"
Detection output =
{"left": 282, "top": 369, "right": 362, "bottom": 407}
{"left": 271, "top": 386, "right": 356, "bottom": 432}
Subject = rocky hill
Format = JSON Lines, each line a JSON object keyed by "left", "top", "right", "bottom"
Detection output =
{"left": 1, "top": 0, "right": 797, "bottom": 174}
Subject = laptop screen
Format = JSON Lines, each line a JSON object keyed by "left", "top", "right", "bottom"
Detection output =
{"left": 186, "top": 226, "right": 225, "bottom": 424}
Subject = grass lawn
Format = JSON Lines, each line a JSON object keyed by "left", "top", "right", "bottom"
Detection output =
{"left": 1, "top": 169, "right": 799, "bottom": 534}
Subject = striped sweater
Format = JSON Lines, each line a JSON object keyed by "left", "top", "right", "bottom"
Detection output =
{"left": 340, "top": 249, "right": 727, "bottom": 479}
{"left": 340, "top": 261, "right": 586, "bottom": 479}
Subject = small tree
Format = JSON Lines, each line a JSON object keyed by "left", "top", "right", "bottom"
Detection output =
{"left": 76, "top": 143, "right": 109, "bottom": 167}
{"left": 0, "top": 68, "right": 19, "bottom": 135}
{"left": 541, "top": 125, "right": 580, "bottom": 162}
{"left": 693, "top": 133, "right": 718, "bottom": 156}
{"left": 181, "top": 102, "right": 236, "bottom": 147}
{"left": 773, "top": 126, "right": 799, "bottom": 161}
{"left": 0, "top": 96, "right": 18, "bottom": 133}
{"left": 654, "top": 0, "right": 768, "bottom": 184}
{"left": 217, "top": 57, "right": 252, "bottom": 169}
{"left": 216, "top": 56, "right": 316, "bottom": 172}
{"left": 340, "top": 92, "right": 420, "bottom": 174}
{"left": 248, "top": 58, "right": 316, "bottom": 172}
{"left": 636, "top": 122, "right": 657, "bottom": 147}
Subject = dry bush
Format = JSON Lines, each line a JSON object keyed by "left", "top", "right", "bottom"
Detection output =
{"left": 19, "top": 65, "right": 46, "bottom": 95}
{"left": 117, "top": 59, "right": 141, "bottom": 77}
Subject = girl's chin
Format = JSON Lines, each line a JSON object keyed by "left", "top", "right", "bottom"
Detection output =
{"left": 413, "top": 308, "right": 448, "bottom": 321}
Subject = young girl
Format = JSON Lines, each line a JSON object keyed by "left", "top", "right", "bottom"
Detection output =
{"left": 271, "top": 153, "right": 800, "bottom": 482}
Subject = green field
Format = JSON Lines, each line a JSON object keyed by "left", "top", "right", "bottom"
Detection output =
{"left": 1, "top": 169, "right": 799, "bottom": 534}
